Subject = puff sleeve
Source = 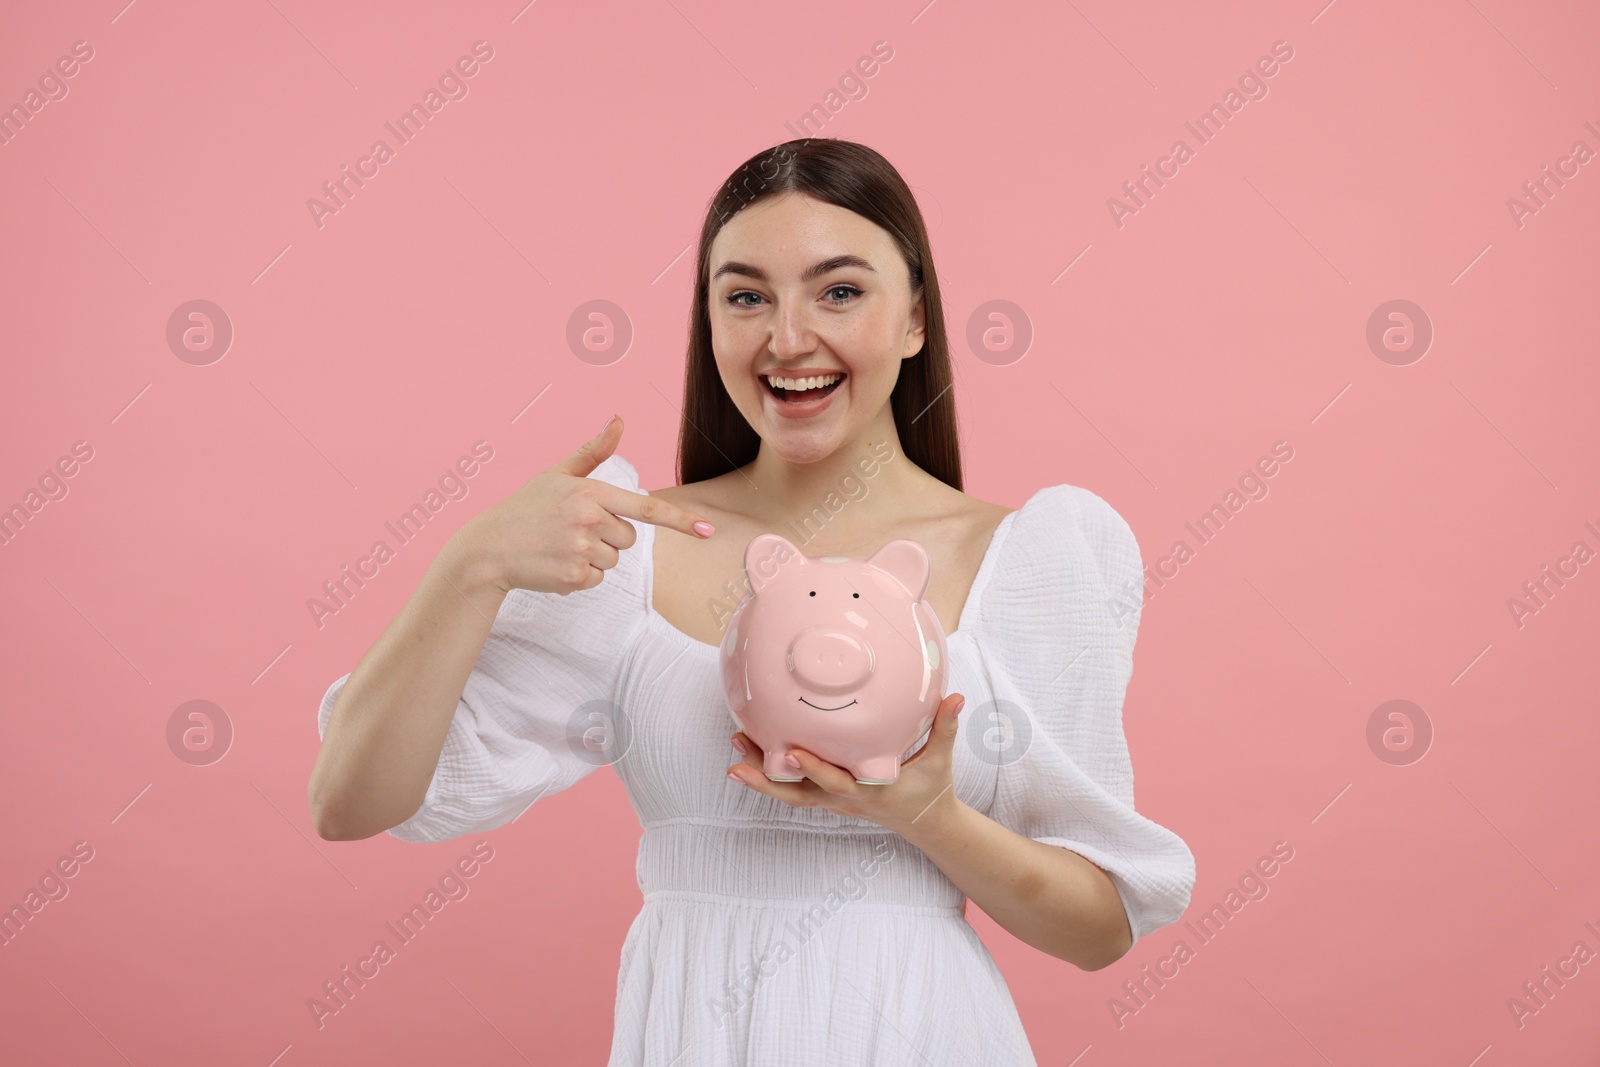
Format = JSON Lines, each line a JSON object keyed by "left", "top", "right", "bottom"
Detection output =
{"left": 315, "top": 454, "right": 649, "bottom": 844}
{"left": 977, "top": 484, "right": 1194, "bottom": 947}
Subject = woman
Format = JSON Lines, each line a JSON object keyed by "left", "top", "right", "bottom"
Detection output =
{"left": 309, "top": 138, "right": 1195, "bottom": 1065}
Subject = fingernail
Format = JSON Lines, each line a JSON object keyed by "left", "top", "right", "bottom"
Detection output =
{"left": 731, "top": 736, "right": 747, "bottom": 755}
{"left": 784, "top": 753, "right": 801, "bottom": 769}
{"left": 598, "top": 414, "right": 616, "bottom": 436}
{"left": 693, "top": 520, "right": 716, "bottom": 538}
{"left": 954, "top": 696, "right": 966, "bottom": 715}
{"left": 727, "top": 770, "right": 742, "bottom": 783}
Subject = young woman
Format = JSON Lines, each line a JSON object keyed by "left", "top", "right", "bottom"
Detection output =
{"left": 309, "top": 139, "right": 1195, "bottom": 1065}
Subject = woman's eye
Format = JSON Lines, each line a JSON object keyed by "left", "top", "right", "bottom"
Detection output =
{"left": 725, "top": 286, "right": 860, "bottom": 308}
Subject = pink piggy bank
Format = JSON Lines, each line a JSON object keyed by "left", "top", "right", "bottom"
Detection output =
{"left": 719, "top": 533, "right": 949, "bottom": 785}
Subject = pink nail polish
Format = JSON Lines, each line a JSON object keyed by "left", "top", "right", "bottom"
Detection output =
{"left": 727, "top": 770, "right": 742, "bottom": 782}
{"left": 731, "top": 737, "right": 747, "bottom": 755}
{"left": 784, "top": 753, "right": 801, "bottom": 769}
{"left": 693, "top": 520, "right": 715, "bottom": 537}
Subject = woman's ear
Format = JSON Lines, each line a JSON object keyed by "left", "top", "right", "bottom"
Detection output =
{"left": 904, "top": 288, "right": 926, "bottom": 358}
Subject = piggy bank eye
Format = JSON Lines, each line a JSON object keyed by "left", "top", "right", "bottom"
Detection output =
{"left": 809, "top": 591, "right": 815, "bottom": 596}
{"left": 852, "top": 592, "right": 859, "bottom": 598}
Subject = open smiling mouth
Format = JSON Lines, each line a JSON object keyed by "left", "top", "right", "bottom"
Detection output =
{"left": 763, "top": 372, "right": 845, "bottom": 404}
{"left": 798, "top": 697, "right": 858, "bottom": 711}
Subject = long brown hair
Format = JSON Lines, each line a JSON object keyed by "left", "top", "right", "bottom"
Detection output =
{"left": 675, "top": 138, "right": 963, "bottom": 491}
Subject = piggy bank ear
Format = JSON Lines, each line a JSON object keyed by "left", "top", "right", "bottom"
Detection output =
{"left": 867, "top": 539, "right": 931, "bottom": 600}
{"left": 744, "top": 533, "right": 806, "bottom": 593}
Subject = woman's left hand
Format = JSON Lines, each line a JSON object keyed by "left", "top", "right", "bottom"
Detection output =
{"left": 726, "top": 693, "right": 967, "bottom": 838}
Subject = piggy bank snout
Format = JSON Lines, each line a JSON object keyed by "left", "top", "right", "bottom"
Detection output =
{"left": 787, "top": 627, "right": 875, "bottom": 695}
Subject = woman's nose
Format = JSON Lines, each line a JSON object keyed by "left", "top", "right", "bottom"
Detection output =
{"left": 767, "top": 304, "right": 816, "bottom": 356}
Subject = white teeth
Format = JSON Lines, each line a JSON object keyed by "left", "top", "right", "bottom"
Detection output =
{"left": 766, "top": 373, "right": 842, "bottom": 392}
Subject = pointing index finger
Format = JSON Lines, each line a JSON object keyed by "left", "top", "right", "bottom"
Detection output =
{"left": 594, "top": 483, "right": 715, "bottom": 539}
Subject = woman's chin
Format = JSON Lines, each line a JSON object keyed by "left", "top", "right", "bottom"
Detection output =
{"left": 760, "top": 428, "right": 848, "bottom": 466}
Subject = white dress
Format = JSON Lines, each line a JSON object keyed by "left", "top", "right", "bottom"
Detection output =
{"left": 316, "top": 454, "right": 1195, "bottom": 1065}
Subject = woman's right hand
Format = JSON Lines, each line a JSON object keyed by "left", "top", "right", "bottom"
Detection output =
{"left": 448, "top": 415, "right": 717, "bottom": 596}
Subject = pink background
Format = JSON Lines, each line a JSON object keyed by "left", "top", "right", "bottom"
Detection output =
{"left": 3, "top": 0, "right": 1598, "bottom": 1063}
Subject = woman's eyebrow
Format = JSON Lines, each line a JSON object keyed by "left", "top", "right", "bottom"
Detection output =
{"left": 712, "top": 254, "right": 877, "bottom": 284}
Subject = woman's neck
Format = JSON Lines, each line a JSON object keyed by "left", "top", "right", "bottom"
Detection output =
{"left": 732, "top": 428, "right": 948, "bottom": 551}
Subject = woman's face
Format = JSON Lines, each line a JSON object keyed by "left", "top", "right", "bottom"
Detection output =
{"left": 706, "top": 191, "right": 925, "bottom": 465}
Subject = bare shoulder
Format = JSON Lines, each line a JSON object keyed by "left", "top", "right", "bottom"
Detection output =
{"left": 911, "top": 471, "right": 1011, "bottom": 521}
{"left": 954, "top": 490, "right": 1015, "bottom": 526}
{"left": 646, "top": 474, "right": 746, "bottom": 524}
{"left": 924, "top": 484, "right": 1015, "bottom": 557}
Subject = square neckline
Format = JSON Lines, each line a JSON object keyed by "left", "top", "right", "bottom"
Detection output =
{"left": 638, "top": 501, "right": 1022, "bottom": 655}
